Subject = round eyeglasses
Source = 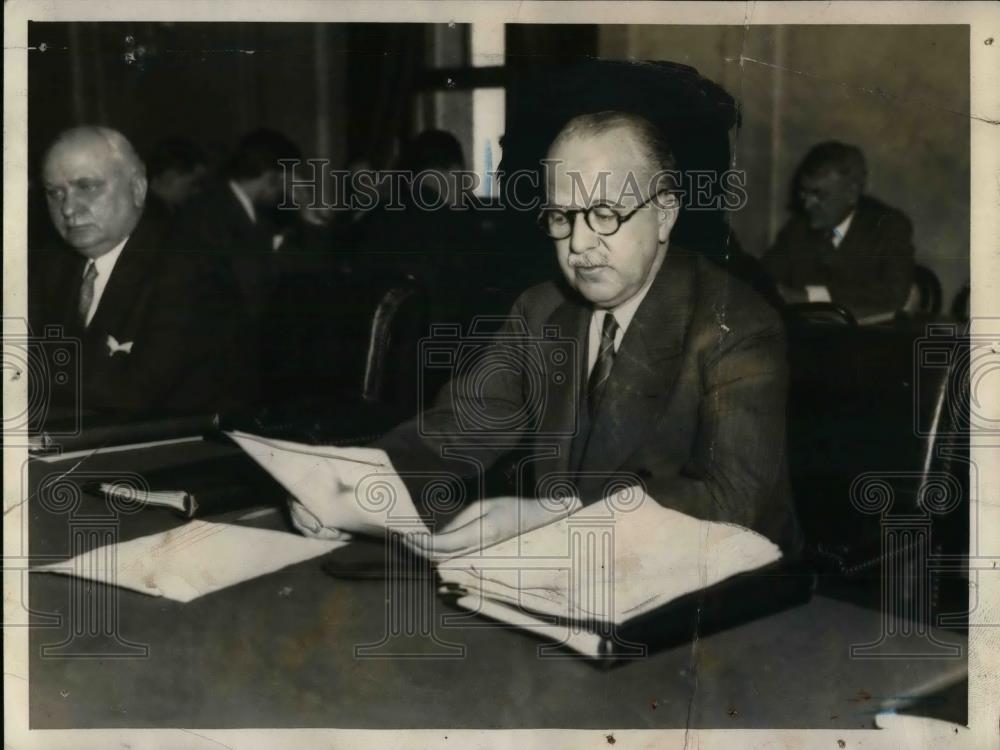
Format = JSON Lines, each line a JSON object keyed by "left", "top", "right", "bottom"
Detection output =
{"left": 537, "top": 192, "right": 663, "bottom": 240}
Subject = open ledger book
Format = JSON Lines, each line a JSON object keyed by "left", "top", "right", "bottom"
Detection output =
{"left": 436, "top": 493, "right": 785, "bottom": 658}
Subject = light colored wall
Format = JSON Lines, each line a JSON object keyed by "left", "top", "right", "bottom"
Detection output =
{"left": 599, "top": 25, "right": 970, "bottom": 306}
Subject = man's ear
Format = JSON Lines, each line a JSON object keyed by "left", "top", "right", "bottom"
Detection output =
{"left": 130, "top": 173, "right": 148, "bottom": 208}
{"left": 656, "top": 193, "right": 680, "bottom": 244}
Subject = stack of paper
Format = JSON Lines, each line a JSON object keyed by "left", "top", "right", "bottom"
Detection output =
{"left": 437, "top": 491, "right": 783, "bottom": 656}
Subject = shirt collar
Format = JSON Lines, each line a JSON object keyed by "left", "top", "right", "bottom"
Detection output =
{"left": 228, "top": 180, "right": 257, "bottom": 224}
{"left": 91, "top": 235, "right": 129, "bottom": 276}
{"left": 831, "top": 210, "right": 855, "bottom": 247}
{"left": 593, "top": 264, "right": 657, "bottom": 334}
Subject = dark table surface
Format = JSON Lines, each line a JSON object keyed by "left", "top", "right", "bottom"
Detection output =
{"left": 26, "top": 438, "right": 967, "bottom": 729}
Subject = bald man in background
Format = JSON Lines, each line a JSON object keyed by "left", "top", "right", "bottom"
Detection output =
{"left": 30, "top": 126, "right": 250, "bottom": 418}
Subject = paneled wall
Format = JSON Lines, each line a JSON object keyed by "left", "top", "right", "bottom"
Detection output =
{"left": 599, "top": 25, "right": 970, "bottom": 305}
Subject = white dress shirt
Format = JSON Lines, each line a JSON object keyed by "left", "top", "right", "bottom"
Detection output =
{"left": 830, "top": 210, "right": 854, "bottom": 248}
{"left": 586, "top": 273, "right": 656, "bottom": 377}
{"left": 228, "top": 180, "right": 257, "bottom": 224}
{"left": 82, "top": 237, "right": 129, "bottom": 327}
{"left": 229, "top": 179, "right": 286, "bottom": 251}
{"left": 805, "top": 210, "right": 855, "bottom": 303}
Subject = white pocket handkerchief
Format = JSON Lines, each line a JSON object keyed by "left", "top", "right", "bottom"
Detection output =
{"left": 106, "top": 335, "right": 134, "bottom": 355}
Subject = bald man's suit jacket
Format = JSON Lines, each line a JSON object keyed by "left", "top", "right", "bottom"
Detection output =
{"left": 380, "top": 248, "right": 803, "bottom": 553}
{"left": 29, "top": 216, "right": 251, "bottom": 417}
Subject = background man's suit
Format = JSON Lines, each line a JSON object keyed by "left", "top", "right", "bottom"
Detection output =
{"left": 761, "top": 195, "right": 916, "bottom": 318}
{"left": 380, "top": 248, "right": 803, "bottom": 553}
{"left": 30, "top": 216, "right": 250, "bottom": 416}
{"left": 168, "top": 180, "right": 278, "bottom": 320}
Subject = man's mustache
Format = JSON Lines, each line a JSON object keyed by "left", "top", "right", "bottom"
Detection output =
{"left": 567, "top": 252, "right": 609, "bottom": 268}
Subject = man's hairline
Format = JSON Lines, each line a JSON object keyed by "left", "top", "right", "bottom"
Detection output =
{"left": 544, "top": 126, "right": 669, "bottom": 207}
{"left": 43, "top": 128, "right": 145, "bottom": 184}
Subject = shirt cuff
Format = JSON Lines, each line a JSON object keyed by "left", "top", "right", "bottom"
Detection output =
{"left": 805, "top": 285, "right": 832, "bottom": 303}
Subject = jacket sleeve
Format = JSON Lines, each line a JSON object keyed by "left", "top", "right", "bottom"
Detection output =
{"left": 375, "top": 291, "right": 542, "bottom": 510}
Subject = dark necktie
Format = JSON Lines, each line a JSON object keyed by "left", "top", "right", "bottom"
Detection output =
{"left": 819, "top": 228, "right": 837, "bottom": 268}
{"left": 587, "top": 312, "right": 619, "bottom": 417}
{"left": 78, "top": 261, "right": 98, "bottom": 327}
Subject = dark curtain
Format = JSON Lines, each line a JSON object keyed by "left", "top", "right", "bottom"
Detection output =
{"left": 345, "top": 24, "right": 425, "bottom": 168}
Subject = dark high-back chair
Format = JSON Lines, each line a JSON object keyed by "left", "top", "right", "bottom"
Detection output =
{"left": 905, "top": 264, "right": 943, "bottom": 316}
{"left": 784, "top": 314, "right": 969, "bottom": 626}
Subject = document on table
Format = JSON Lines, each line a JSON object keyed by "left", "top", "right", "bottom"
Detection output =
{"left": 31, "top": 520, "right": 347, "bottom": 603}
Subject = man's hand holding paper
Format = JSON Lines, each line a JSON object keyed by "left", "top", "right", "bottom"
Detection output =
{"left": 228, "top": 431, "right": 425, "bottom": 539}
{"left": 406, "top": 494, "right": 583, "bottom": 559}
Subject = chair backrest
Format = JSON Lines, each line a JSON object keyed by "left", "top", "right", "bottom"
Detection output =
{"left": 911, "top": 264, "right": 943, "bottom": 316}
{"left": 785, "top": 319, "right": 969, "bottom": 576}
{"left": 361, "top": 280, "right": 423, "bottom": 404}
{"left": 950, "top": 284, "right": 970, "bottom": 323}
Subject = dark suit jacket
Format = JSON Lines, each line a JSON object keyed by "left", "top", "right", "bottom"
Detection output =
{"left": 168, "top": 181, "right": 277, "bottom": 320}
{"left": 761, "top": 195, "right": 916, "bottom": 319}
{"left": 379, "top": 248, "right": 802, "bottom": 553}
{"left": 29, "top": 216, "right": 250, "bottom": 417}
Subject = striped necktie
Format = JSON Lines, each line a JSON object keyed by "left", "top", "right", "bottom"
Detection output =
{"left": 587, "top": 312, "right": 619, "bottom": 417}
{"left": 77, "top": 261, "right": 98, "bottom": 327}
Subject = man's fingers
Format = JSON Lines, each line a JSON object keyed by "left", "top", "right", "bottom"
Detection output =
{"left": 289, "top": 498, "right": 322, "bottom": 535}
{"left": 435, "top": 508, "right": 487, "bottom": 536}
{"left": 289, "top": 500, "right": 350, "bottom": 540}
{"left": 414, "top": 526, "right": 484, "bottom": 557}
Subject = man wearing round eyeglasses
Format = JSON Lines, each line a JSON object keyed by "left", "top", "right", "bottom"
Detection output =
{"left": 540, "top": 114, "right": 678, "bottom": 312}
{"left": 285, "top": 110, "right": 802, "bottom": 561}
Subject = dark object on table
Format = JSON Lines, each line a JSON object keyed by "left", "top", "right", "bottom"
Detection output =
{"left": 82, "top": 453, "right": 287, "bottom": 519}
{"left": 321, "top": 535, "right": 434, "bottom": 581}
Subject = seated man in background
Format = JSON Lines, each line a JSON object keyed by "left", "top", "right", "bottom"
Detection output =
{"left": 30, "top": 126, "right": 249, "bottom": 418}
{"left": 146, "top": 136, "right": 209, "bottom": 218}
{"left": 347, "top": 129, "right": 488, "bottom": 266}
{"left": 761, "top": 141, "right": 916, "bottom": 321}
{"left": 288, "top": 111, "right": 802, "bottom": 556}
{"left": 169, "top": 128, "right": 302, "bottom": 322}
{"left": 168, "top": 129, "right": 303, "bottom": 406}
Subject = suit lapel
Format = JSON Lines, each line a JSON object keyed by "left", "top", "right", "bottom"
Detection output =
{"left": 51, "top": 250, "right": 88, "bottom": 335}
{"left": 576, "top": 249, "right": 697, "bottom": 478}
{"left": 87, "top": 238, "right": 154, "bottom": 339}
{"left": 537, "top": 293, "right": 589, "bottom": 479}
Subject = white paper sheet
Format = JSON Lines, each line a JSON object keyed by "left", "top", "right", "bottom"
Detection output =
{"left": 31, "top": 521, "right": 346, "bottom": 602}
{"left": 227, "top": 430, "right": 429, "bottom": 536}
